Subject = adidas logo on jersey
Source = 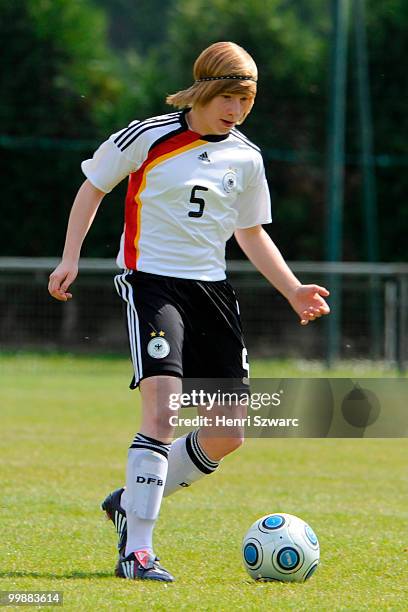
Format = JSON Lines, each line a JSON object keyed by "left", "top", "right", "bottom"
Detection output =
{"left": 198, "top": 151, "right": 211, "bottom": 162}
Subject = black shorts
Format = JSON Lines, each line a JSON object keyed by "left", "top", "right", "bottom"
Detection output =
{"left": 114, "top": 270, "right": 248, "bottom": 390}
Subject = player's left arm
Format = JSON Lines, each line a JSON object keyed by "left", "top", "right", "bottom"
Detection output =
{"left": 234, "top": 225, "right": 330, "bottom": 325}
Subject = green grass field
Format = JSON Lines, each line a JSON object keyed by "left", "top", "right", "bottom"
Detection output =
{"left": 1, "top": 354, "right": 407, "bottom": 611}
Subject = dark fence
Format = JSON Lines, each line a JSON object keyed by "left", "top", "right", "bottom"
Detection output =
{"left": 0, "top": 258, "right": 407, "bottom": 370}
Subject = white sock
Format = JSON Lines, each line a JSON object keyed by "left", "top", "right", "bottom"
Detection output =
{"left": 163, "top": 429, "right": 219, "bottom": 496}
{"left": 122, "top": 433, "right": 170, "bottom": 557}
{"left": 122, "top": 430, "right": 219, "bottom": 504}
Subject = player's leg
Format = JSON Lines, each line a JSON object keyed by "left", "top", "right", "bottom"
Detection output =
{"left": 186, "top": 278, "right": 249, "bottom": 462}
{"left": 196, "top": 401, "right": 246, "bottom": 460}
{"left": 163, "top": 277, "right": 248, "bottom": 494}
{"left": 121, "top": 375, "right": 179, "bottom": 554}
{"left": 162, "top": 427, "right": 220, "bottom": 496}
{"left": 106, "top": 270, "right": 184, "bottom": 580}
{"left": 159, "top": 401, "right": 246, "bottom": 498}
{"left": 116, "top": 375, "right": 179, "bottom": 581}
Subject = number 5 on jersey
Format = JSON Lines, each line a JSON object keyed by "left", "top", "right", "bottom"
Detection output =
{"left": 188, "top": 185, "right": 208, "bottom": 218}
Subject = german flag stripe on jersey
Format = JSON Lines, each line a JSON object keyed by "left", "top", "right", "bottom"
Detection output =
{"left": 124, "top": 130, "right": 206, "bottom": 269}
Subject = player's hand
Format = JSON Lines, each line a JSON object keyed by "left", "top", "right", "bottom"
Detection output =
{"left": 48, "top": 261, "right": 78, "bottom": 301}
{"left": 288, "top": 284, "right": 330, "bottom": 325}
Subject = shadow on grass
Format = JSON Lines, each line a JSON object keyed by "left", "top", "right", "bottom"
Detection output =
{"left": 0, "top": 571, "right": 113, "bottom": 579}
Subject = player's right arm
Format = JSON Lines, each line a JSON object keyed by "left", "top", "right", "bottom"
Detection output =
{"left": 48, "top": 117, "right": 154, "bottom": 301}
{"left": 48, "top": 179, "right": 106, "bottom": 301}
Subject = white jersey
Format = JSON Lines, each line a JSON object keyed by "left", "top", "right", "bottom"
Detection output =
{"left": 82, "top": 110, "right": 272, "bottom": 281}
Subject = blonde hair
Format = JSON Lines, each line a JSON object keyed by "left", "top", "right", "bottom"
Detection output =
{"left": 166, "top": 42, "right": 258, "bottom": 111}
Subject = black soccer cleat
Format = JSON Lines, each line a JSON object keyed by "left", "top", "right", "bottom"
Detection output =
{"left": 115, "top": 549, "right": 175, "bottom": 582}
{"left": 101, "top": 487, "right": 127, "bottom": 554}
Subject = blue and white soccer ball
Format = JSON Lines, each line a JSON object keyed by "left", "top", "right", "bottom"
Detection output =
{"left": 242, "top": 513, "right": 320, "bottom": 582}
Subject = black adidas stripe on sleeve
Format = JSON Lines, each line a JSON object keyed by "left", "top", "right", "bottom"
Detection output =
{"left": 114, "top": 113, "right": 182, "bottom": 152}
{"left": 230, "top": 128, "right": 261, "bottom": 153}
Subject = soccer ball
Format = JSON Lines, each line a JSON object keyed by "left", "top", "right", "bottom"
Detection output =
{"left": 242, "top": 513, "right": 320, "bottom": 582}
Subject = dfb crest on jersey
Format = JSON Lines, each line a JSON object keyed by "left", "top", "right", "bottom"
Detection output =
{"left": 222, "top": 170, "right": 237, "bottom": 193}
{"left": 147, "top": 337, "right": 170, "bottom": 359}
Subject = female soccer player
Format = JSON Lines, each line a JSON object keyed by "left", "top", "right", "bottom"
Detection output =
{"left": 48, "top": 41, "right": 330, "bottom": 582}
